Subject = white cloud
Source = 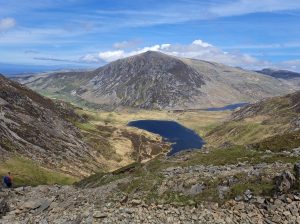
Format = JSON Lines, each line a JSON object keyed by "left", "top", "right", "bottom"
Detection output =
{"left": 98, "top": 50, "right": 125, "bottom": 62}
{"left": 192, "top": 40, "right": 212, "bottom": 48}
{"left": 80, "top": 39, "right": 272, "bottom": 70}
{"left": 0, "top": 17, "right": 16, "bottom": 31}
{"left": 92, "top": 45, "right": 162, "bottom": 62}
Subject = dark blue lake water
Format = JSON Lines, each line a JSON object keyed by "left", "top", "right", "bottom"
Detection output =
{"left": 204, "top": 103, "right": 248, "bottom": 111}
{"left": 128, "top": 120, "right": 204, "bottom": 156}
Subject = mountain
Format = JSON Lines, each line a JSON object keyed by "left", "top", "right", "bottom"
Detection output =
{"left": 0, "top": 75, "right": 168, "bottom": 183}
{"left": 256, "top": 68, "right": 300, "bottom": 90}
{"left": 257, "top": 68, "right": 300, "bottom": 79}
{"left": 206, "top": 90, "right": 300, "bottom": 149}
{"left": 14, "top": 51, "right": 297, "bottom": 110}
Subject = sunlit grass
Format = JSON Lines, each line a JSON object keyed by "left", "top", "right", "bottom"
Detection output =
{"left": 0, "top": 156, "right": 78, "bottom": 186}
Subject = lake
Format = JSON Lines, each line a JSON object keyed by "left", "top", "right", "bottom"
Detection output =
{"left": 204, "top": 103, "right": 248, "bottom": 111}
{"left": 128, "top": 120, "right": 204, "bottom": 155}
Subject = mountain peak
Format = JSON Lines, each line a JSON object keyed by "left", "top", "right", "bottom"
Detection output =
{"left": 135, "top": 50, "right": 173, "bottom": 59}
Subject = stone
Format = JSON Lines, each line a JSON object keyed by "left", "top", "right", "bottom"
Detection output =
{"left": 130, "top": 199, "right": 142, "bottom": 205}
{"left": 21, "top": 200, "right": 42, "bottom": 210}
{"left": 294, "top": 163, "right": 300, "bottom": 180}
{"left": 244, "top": 189, "right": 253, "bottom": 201}
{"left": 35, "top": 199, "right": 52, "bottom": 213}
{"left": 235, "top": 195, "right": 243, "bottom": 201}
{"left": 189, "top": 183, "right": 205, "bottom": 195}
{"left": 255, "top": 196, "right": 265, "bottom": 204}
{"left": 294, "top": 195, "right": 300, "bottom": 201}
{"left": 274, "top": 171, "right": 296, "bottom": 193}
{"left": 0, "top": 198, "right": 9, "bottom": 218}
{"left": 218, "top": 185, "right": 230, "bottom": 199}
{"left": 14, "top": 187, "right": 25, "bottom": 194}
{"left": 93, "top": 211, "right": 108, "bottom": 218}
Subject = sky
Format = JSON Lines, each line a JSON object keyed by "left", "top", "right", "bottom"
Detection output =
{"left": 0, "top": 0, "right": 300, "bottom": 74}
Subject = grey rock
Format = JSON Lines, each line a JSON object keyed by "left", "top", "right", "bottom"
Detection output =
{"left": 130, "top": 199, "right": 142, "bottom": 205}
{"left": 35, "top": 199, "right": 52, "bottom": 213}
{"left": 218, "top": 186, "right": 230, "bottom": 199}
{"left": 93, "top": 211, "right": 108, "bottom": 218}
{"left": 0, "top": 198, "right": 9, "bottom": 218}
{"left": 274, "top": 171, "right": 296, "bottom": 193}
{"left": 244, "top": 189, "right": 253, "bottom": 201}
{"left": 294, "top": 162, "right": 300, "bottom": 180}
{"left": 188, "top": 183, "right": 205, "bottom": 195}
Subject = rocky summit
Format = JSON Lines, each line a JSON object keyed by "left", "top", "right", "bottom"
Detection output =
{"left": 15, "top": 51, "right": 297, "bottom": 110}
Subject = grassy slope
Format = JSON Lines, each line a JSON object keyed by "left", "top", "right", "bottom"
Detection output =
{"left": 206, "top": 92, "right": 300, "bottom": 148}
{"left": 0, "top": 156, "right": 77, "bottom": 186}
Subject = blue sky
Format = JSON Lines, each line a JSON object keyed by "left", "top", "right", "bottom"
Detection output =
{"left": 0, "top": 0, "right": 300, "bottom": 73}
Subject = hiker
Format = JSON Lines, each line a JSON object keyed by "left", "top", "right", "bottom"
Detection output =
{"left": 2, "top": 172, "right": 12, "bottom": 188}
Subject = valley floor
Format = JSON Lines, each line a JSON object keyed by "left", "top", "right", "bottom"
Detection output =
{"left": 76, "top": 108, "right": 230, "bottom": 137}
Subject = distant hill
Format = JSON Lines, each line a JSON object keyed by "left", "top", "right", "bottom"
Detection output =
{"left": 14, "top": 51, "right": 297, "bottom": 110}
{"left": 256, "top": 68, "right": 300, "bottom": 79}
{"left": 0, "top": 62, "right": 94, "bottom": 76}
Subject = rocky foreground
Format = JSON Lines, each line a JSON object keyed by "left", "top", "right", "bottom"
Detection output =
{"left": 1, "top": 158, "right": 300, "bottom": 224}
{"left": 0, "top": 185, "right": 300, "bottom": 224}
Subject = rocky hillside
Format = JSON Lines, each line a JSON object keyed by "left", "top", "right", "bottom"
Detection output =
{"left": 2, "top": 148, "right": 300, "bottom": 223}
{"left": 14, "top": 51, "right": 296, "bottom": 110}
{"left": 206, "top": 91, "right": 300, "bottom": 148}
{"left": 0, "top": 75, "right": 168, "bottom": 184}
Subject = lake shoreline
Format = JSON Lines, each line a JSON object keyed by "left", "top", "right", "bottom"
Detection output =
{"left": 128, "top": 120, "right": 205, "bottom": 155}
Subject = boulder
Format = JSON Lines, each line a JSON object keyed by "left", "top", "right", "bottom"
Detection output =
{"left": 294, "top": 163, "right": 300, "bottom": 180}
{"left": 244, "top": 189, "right": 253, "bottom": 201}
{"left": 274, "top": 171, "right": 296, "bottom": 193}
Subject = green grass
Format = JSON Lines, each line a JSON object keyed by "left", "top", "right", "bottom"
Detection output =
{"left": 0, "top": 156, "right": 78, "bottom": 186}
{"left": 229, "top": 182, "right": 273, "bottom": 198}
{"left": 250, "top": 130, "right": 300, "bottom": 152}
{"left": 206, "top": 121, "right": 281, "bottom": 146}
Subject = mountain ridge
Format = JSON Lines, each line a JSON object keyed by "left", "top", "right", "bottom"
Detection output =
{"left": 12, "top": 51, "right": 298, "bottom": 110}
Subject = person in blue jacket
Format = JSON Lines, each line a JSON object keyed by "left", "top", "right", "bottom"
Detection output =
{"left": 2, "top": 172, "right": 12, "bottom": 188}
